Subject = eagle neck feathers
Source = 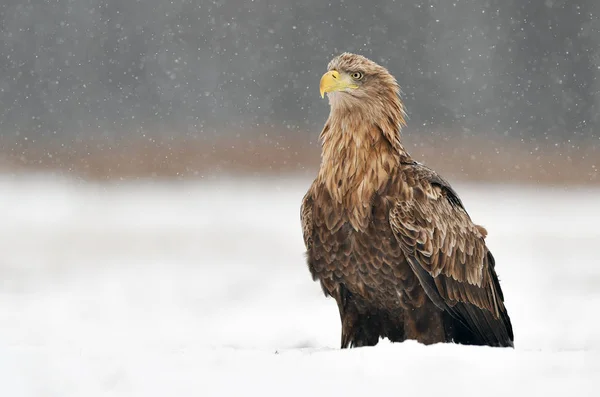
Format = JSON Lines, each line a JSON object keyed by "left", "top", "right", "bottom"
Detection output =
{"left": 316, "top": 97, "right": 410, "bottom": 231}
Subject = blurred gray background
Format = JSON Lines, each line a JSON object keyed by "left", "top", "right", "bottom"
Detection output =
{"left": 0, "top": 0, "right": 598, "bottom": 183}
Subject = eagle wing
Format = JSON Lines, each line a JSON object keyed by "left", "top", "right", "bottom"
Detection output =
{"left": 389, "top": 163, "right": 514, "bottom": 346}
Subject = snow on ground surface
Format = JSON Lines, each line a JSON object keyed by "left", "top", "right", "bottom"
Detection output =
{"left": 0, "top": 174, "right": 599, "bottom": 396}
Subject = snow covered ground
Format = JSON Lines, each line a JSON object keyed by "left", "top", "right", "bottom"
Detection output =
{"left": 0, "top": 174, "right": 598, "bottom": 396}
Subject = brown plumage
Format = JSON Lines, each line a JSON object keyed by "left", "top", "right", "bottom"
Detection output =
{"left": 301, "top": 53, "right": 514, "bottom": 348}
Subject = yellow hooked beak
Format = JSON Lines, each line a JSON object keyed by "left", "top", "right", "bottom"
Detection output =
{"left": 319, "top": 70, "right": 359, "bottom": 98}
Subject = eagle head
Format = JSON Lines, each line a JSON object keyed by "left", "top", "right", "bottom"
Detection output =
{"left": 319, "top": 52, "right": 407, "bottom": 140}
{"left": 320, "top": 53, "right": 402, "bottom": 111}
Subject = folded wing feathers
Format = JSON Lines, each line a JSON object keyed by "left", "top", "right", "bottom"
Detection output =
{"left": 390, "top": 174, "right": 503, "bottom": 318}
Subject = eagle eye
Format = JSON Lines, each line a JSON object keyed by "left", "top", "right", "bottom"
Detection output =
{"left": 350, "top": 71, "right": 364, "bottom": 80}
